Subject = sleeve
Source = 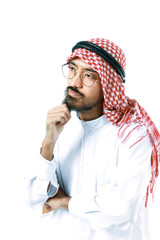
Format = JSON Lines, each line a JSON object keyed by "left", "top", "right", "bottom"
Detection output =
{"left": 25, "top": 155, "right": 59, "bottom": 209}
{"left": 68, "top": 127, "right": 152, "bottom": 230}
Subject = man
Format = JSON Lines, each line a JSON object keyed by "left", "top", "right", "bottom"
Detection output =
{"left": 26, "top": 38, "right": 160, "bottom": 240}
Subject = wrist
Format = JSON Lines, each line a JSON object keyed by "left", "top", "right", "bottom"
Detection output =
{"left": 43, "top": 136, "right": 56, "bottom": 146}
{"left": 41, "top": 139, "right": 55, "bottom": 161}
{"left": 61, "top": 197, "right": 71, "bottom": 210}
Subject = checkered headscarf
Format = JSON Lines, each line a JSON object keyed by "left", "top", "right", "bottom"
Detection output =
{"left": 67, "top": 38, "right": 160, "bottom": 206}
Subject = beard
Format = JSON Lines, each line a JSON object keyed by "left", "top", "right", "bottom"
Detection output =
{"left": 62, "top": 86, "right": 99, "bottom": 112}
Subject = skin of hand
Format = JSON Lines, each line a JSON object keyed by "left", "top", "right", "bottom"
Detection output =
{"left": 41, "top": 104, "right": 71, "bottom": 160}
{"left": 46, "top": 104, "right": 71, "bottom": 143}
{"left": 44, "top": 188, "right": 71, "bottom": 212}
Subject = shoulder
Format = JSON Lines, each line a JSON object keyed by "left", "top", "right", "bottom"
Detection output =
{"left": 116, "top": 123, "right": 152, "bottom": 168}
{"left": 118, "top": 123, "right": 151, "bottom": 148}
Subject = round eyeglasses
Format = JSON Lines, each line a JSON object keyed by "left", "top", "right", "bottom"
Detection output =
{"left": 62, "top": 63, "right": 100, "bottom": 87}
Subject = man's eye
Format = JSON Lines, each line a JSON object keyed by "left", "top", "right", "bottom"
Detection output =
{"left": 68, "top": 65, "right": 75, "bottom": 71}
{"left": 85, "top": 73, "right": 94, "bottom": 79}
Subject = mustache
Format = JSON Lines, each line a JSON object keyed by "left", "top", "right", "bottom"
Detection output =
{"left": 62, "top": 86, "right": 84, "bottom": 108}
{"left": 66, "top": 86, "right": 84, "bottom": 97}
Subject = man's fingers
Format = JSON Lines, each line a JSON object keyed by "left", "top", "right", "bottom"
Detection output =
{"left": 50, "top": 104, "right": 70, "bottom": 115}
{"left": 47, "top": 111, "right": 70, "bottom": 126}
{"left": 44, "top": 103, "right": 71, "bottom": 147}
{"left": 47, "top": 104, "right": 71, "bottom": 126}
{"left": 44, "top": 203, "right": 52, "bottom": 212}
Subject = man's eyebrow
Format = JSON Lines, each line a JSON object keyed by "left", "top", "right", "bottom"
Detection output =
{"left": 69, "top": 61, "right": 97, "bottom": 73}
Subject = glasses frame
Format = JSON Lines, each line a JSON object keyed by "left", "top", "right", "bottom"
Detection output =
{"left": 62, "top": 63, "right": 100, "bottom": 87}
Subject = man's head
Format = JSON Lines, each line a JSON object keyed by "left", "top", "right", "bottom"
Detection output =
{"left": 63, "top": 38, "right": 126, "bottom": 122}
{"left": 63, "top": 57, "right": 104, "bottom": 120}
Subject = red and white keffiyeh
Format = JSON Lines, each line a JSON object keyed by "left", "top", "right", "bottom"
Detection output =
{"left": 67, "top": 38, "right": 160, "bottom": 206}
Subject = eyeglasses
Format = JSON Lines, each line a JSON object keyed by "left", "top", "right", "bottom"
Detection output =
{"left": 62, "top": 63, "right": 100, "bottom": 87}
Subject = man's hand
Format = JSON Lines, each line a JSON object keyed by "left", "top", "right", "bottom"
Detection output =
{"left": 44, "top": 188, "right": 71, "bottom": 212}
{"left": 41, "top": 104, "right": 71, "bottom": 160}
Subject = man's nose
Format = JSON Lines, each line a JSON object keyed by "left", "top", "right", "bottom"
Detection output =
{"left": 70, "top": 72, "right": 83, "bottom": 88}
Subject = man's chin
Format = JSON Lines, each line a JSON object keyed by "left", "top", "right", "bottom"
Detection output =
{"left": 65, "top": 101, "right": 93, "bottom": 113}
{"left": 63, "top": 94, "right": 93, "bottom": 112}
{"left": 62, "top": 96, "right": 79, "bottom": 111}
{"left": 65, "top": 101, "right": 81, "bottom": 112}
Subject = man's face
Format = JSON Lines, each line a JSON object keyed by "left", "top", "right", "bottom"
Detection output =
{"left": 63, "top": 57, "right": 104, "bottom": 115}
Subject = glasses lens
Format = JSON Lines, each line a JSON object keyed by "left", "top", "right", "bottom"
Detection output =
{"left": 62, "top": 64, "right": 75, "bottom": 79}
{"left": 81, "top": 73, "right": 95, "bottom": 87}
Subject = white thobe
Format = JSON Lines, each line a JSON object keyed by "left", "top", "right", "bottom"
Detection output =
{"left": 26, "top": 113, "right": 152, "bottom": 240}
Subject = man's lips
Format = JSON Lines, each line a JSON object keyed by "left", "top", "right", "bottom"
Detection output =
{"left": 68, "top": 89, "right": 81, "bottom": 98}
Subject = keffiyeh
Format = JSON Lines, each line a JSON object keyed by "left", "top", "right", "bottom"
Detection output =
{"left": 67, "top": 38, "right": 160, "bottom": 206}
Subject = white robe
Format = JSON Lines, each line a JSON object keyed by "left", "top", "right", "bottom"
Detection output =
{"left": 26, "top": 113, "right": 152, "bottom": 240}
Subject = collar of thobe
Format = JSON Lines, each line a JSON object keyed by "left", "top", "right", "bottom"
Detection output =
{"left": 78, "top": 114, "right": 109, "bottom": 131}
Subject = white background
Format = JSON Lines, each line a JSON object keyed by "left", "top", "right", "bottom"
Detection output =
{"left": 0, "top": 0, "right": 160, "bottom": 239}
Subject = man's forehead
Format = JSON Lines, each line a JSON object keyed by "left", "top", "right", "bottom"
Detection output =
{"left": 70, "top": 57, "right": 89, "bottom": 67}
{"left": 69, "top": 57, "right": 98, "bottom": 74}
